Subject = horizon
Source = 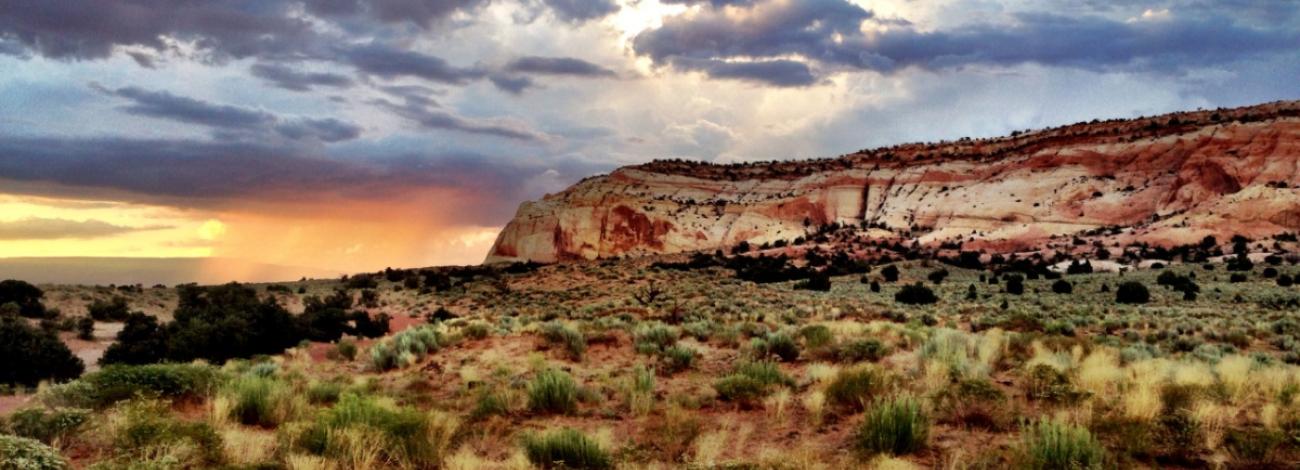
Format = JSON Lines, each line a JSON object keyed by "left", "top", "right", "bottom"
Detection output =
{"left": 2, "top": 0, "right": 1298, "bottom": 283}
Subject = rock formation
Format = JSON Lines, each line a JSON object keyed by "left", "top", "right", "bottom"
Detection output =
{"left": 488, "top": 101, "right": 1300, "bottom": 264}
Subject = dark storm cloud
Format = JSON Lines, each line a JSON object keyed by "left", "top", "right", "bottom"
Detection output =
{"left": 93, "top": 84, "right": 361, "bottom": 142}
{"left": 342, "top": 44, "right": 486, "bottom": 84}
{"left": 0, "top": 217, "right": 171, "bottom": 240}
{"left": 489, "top": 74, "right": 536, "bottom": 95}
{"left": 504, "top": 56, "right": 616, "bottom": 77}
{"left": 250, "top": 62, "right": 354, "bottom": 92}
{"left": 672, "top": 58, "right": 817, "bottom": 87}
{"left": 537, "top": 0, "right": 620, "bottom": 23}
{"left": 633, "top": 0, "right": 1300, "bottom": 86}
{"left": 373, "top": 97, "right": 545, "bottom": 141}
{"left": 0, "top": 136, "right": 605, "bottom": 224}
{"left": 0, "top": 0, "right": 317, "bottom": 62}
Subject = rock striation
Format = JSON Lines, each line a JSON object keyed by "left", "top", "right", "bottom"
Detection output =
{"left": 488, "top": 101, "right": 1300, "bottom": 264}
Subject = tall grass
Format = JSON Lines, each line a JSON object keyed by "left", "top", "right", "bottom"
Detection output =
{"left": 540, "top": 322, "right": 587, "bottom": 361}
{"left": 856, "top": 395, "right": 929, "bottom": 456}
{"left": 529, "top": 369, "right": 579, "bottom": 414}
{"left": 522, "top": 428, "right": 611, "bottom": 470}
{"left": 825, "top": 366, "right": 886, "bottom": 413}
{"left": 295, "top": 393, "right": 459, "bottom": 469}
{"left": 1017, "top": 418, "right": 1105, "bottom": 470}
{"left": 369, "top": 325, "right": 443, "bottom": 371}
{"left": 222, "top": 374, "right": 299, "bottom": 428}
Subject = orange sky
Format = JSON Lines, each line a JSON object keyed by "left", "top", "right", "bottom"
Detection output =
{"left": 0, "top": 192, "right": 501, "bottom": 276}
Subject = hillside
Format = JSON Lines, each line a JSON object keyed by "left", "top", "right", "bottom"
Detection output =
{"left": 488, "top": 101, "right": 1300, "bottom": 263}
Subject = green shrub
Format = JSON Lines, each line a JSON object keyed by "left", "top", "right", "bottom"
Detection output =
{"left": 471, "top": 389, "right": 510, "bottom": 420}
{"left": 296, "top": 393, "right": 457, "bottom": 468}
{"left": 529, "top": 369, "right": 579, "bottom": 414}
{"left": 540, "top": 322, "right": 587, "bottom": 361}
{"left": 0, "top": 315, "right": 84, "bottom": 387}
{"left": 106, "top": 399, "right": 225, "bottom": 468}
{"left": 334, "top": 339, "right": 357, "bottom": 361}
{"left": 75, "top": 317, "right": 94, "bottom": 341}
{"left": 1224, "top": 427, "right": 1285, "bottom": 465}
{"left": 61, "top": 363, "right": 221, "bottom": 408}
{"left": 894, "top": 282, "right": 938, "bottom": 305}
{"left": 522, "top": 428, "right": 612, "bottom": 470}
{"left": 633, "top": 322, "right": 678, "bottom": 353}
{"left": 87, "top": 296, "right": 130, "bottom": 322}
{"left": 713, "top": 361, "right": 791, "bottom": 403}
{"left": 1051, "top": 279, "right": 1073, "bottom": 294}
{"left": 0, "top": 434, "right": 68, "bottom": 470}
{"left": 306, "top": 381, "right": 344, "bottom": 405}
{"left": 825, "top": 367, "right": 885, "bottom": 412}
{"left": 837, "top": 339, "right": 890, "bottom": 363}
{"left": 799, "top": 325, "right": 834, "bottom": 349}
{"left": 369, "top": 325, "right": 442, "bottom": 371}
{"left": 1018, "top": 418, "right": 1105, "bottom": 470}
{"left": 763, "top": 332, "right": 800, "bottom": 362}
{"left": 856, "top": 395, "right": 929, "bottom": 455}
{"left": 682, "top": 320, "right": 714, "bottom": 341}
{"left": 463, "top": 321, "right": 492, "bottom": 340}
{"left": 3, "top": 407, "right": 90, "bottom": 444}
{"left": 224, "top": 374, "right": 295, "bottom": 427}
{"left": 661, "top": 345, "right": 696, "bottom": 373}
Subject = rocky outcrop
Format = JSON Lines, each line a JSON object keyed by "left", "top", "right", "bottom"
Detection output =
{"left": 487, "top": 101, "right": 1300, "bottom": 264}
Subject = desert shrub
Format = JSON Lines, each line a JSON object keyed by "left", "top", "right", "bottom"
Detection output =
{"left": 369, "top": 325, "right": 442, "bottom": 371}
{"left": 0, "top": 279, "right": 48, "bottom": 319}
{"left": 70, "top": 363, "right": 221, "bottom": 408}
{"left": 1224, "top": 427, "right": 1285, "bottom": 465}
{"left": 894, "top": 282, "right": 938, "bottom": 305}
{"left": 75, "top": 317, "right": 94, "bottom": 340}
{"left": 224, "top": 374, "right": 296, "bottom": 428}
{"left": 298, "top": 290, "right": 389, "bottom": 341}
{"left": 856, "top": 395, "right": 929, "bottom": 455}
{"left": 100, "top": 313, "right": 167, "bottom": 365}
{"left": 334, "top": 339, "right": 358, "bottom": 361}
{"left": 295, "top": 393, "right": 457, "bottom": 468}
{"left": 1278, "top": 274, "right": 1294, "bottom": 287}
{"left": 633, "top": 322, "right": 678, "bottom": 353}
{"left": 714, "top": 361, "right": 791, "bottom": 404}
{"left": 522, "top": 428, "right": 612, "bottom": 470}
{"left": 1017, "top": 418, "right": 1105, "bottom": 470}
{"left": 529, "top": 369, "right": 578, "bottom": 414}
{"left": 105, "top": 399, "right": 225, "bottom": 468}
{"left": 880, "top": 265, "right": 900, "bottom": 282}
{"left": 1051, "top": 279, "right": 1073, "bottom": 294}
{"left": 794, "top": 272, "right": 831, "bottom": 291}
{"left": 0, "top": 315, "right": 83, "bottom": 387}
{"left": 0, "top": 435, "right": 68, "bottom": 470}
{"left": 462, "top": 321, "right": 492, "bottom": 340}
{"left": 471, "top": 389, "right": 510, "bottom": 420}
{"left": 3, "top": 407, "right": 90, "bottom": 444}
{"left": 306, "top": 381, "right": 344, "bottom": 405}
{"left": 1115, "top": 281, "right": 1150, "bottom": 304}
{"left": 87, "top": 296, "right": 130, "bottom": 322}
{"left": 1024, "top": 365, "right": 1082, "bottom": 403}
{"left": 541, "top": 322, "right": 587, "bottom": 361}
{"left": 799, "top": 324, "right": 834, "bottom": 349}
{"left": 661, "top": 345, "right": 696, "bottom": 373}
{"left": 838, "top": 338, "right": 890, "bottom": 363}
{"left": 825, "top": 366, "right": 885, "bottom": 412}
{"left": 763, "top": 332, "right": 800, "bottom": 362}
{"left": 1004, "top": 275, "right": 1025, "bottom": 295}
{"left": 682, "top": 320, "right": 714, "bottom": 341}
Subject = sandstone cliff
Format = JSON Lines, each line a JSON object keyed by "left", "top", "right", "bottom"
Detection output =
{"left": 487, "top": 101, "right": 1300, "bottom": 264}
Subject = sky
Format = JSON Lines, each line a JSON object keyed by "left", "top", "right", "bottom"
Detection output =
{"left": 0, "top": 0, "right": 1297, "bottom": 278}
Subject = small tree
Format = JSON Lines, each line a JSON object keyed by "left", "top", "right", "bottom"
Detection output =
{"left": 1004, "top": 275, "right": 1025, "bottom": 295}
{"left": 881, "top": 265, "right": 900, "bottom": 283}
{"left": 1116, "top": 281, "right": 1150, "bottom": 304}
{"left": 0, "top": 315, "right": 84, "bottom": 386}
{"left": 1051, "top": 279, "right": 1073, "bottom": 294}
{"left": 895, "top": 283, "right": 938, "bottom": 305}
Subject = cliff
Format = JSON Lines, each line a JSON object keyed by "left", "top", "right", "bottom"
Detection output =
{"left": 487, "top": 101, "right": 1300, "bottom": 263}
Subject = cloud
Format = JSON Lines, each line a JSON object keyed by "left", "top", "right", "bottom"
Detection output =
{"left": 373, "top": 97, "right": 546, "bottom": 141}
{"left": 536, "top": 0, "right": 620, "bottom": 23}
{"left": 489, "top": 74, "right": 536, "bottom": 94}
{"left": 250, "top": 62, "right": 353, "bottom": 91}
{"left": 504, "top": 56, "right": 616, "bottom": 77}
{"left": 632, "top": 0, "right": 1300, "bottom": 85}
{"left": 672, "top": 58, "right": 817, "bottom": 87}
{"left": 0, "top": 1, "right": 317, "bottom": 62}
{"left": 342, "top": 44, "right": 486, "bottom": 84}
{"left": 0, "top": 135, "right": 606, "bottom": 225}
{"left": 93, "top": 84, "right": 361, "bottom": 142}
{"left": 0, "top": 217, "right": 170, "bottom": 240}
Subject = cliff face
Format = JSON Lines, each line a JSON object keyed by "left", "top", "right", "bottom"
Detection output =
{"left": 487, "top": 101, "right": 1300, "bottom": 264}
